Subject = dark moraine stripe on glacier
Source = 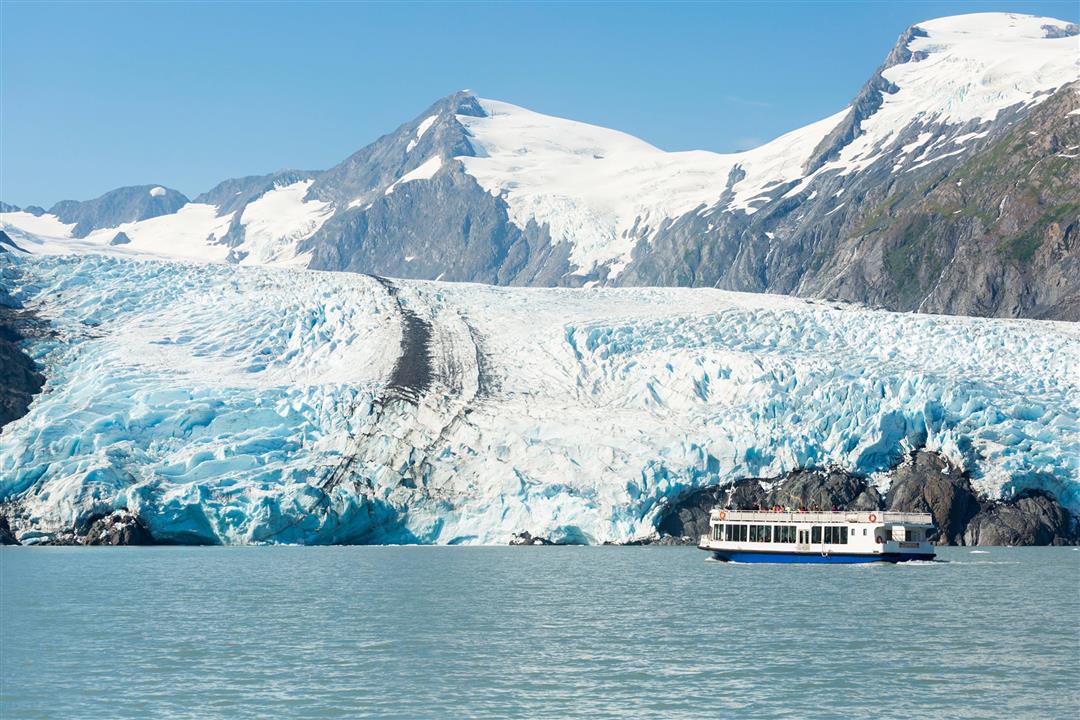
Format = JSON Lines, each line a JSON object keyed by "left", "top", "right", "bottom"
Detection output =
{"left": 370, "top": 276, "right": 433, "bottom": 403}
{"left": 311, "top": 275, "right": 435, "bottom": 501}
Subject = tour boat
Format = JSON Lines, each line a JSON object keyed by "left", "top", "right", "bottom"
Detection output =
{"left": 698, "top": 509, "right": 936, "bottom": 563}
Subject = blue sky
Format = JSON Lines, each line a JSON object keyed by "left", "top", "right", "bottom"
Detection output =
{"left": 2, "top": 0, "right": 1077, "bottom": 207}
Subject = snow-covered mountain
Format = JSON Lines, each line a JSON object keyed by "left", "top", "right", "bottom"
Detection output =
{"left": 3, "top": 13, "right": 1078, "bottom": 317}
{"left": 1, "top": 253, "right": 1076, "bottom": 545}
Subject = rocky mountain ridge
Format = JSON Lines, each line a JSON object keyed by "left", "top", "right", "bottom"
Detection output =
{"left": 2, "top": 12, "right": 1077, "bottom": 319}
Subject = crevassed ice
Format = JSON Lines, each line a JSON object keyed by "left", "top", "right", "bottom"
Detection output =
{"left": 1, "top": 254, "right": 1077, "bottom": 544}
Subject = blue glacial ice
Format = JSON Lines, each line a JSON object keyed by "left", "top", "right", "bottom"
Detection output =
{"left": 0, "top": 253, "right": 1077, "bottom": 544}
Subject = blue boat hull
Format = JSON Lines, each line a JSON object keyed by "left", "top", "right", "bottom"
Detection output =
{"left": 704, "top": 549, "right": 935, "bottom": 564}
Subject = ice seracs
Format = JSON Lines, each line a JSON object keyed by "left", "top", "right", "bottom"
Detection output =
{"left": 1, "top": 253, "right": 1076, "bottom": 545}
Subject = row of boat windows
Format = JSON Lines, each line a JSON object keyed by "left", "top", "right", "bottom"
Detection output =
{"left": 711, "top": 524, "right": 853, "bottom": 544}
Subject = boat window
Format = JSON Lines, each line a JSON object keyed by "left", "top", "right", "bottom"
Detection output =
{"left": 811, "top": 526, "right": 821, "bottom": 544}
{"left": 739, "top": 524, "right": 747, "bottom": 542}
{"left": 749, "top": 524, "right": 771, "bottom": 542}
{"left": 725, "top": 524, "right": 735, "bottom": 541}
{"left": 762, "top": 525, "right": 771, "bottom": 542}
{"left": 712, "top": 525, "right": 723, "bottom": 541}
{"left": 840, "top": 526, "right": 848, "bottom": 544}
{"left": 779, "top": 526, "right": 794, "bottom": 543}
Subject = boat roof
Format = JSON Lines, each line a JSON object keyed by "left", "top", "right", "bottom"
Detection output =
{"left": 709, "top": 509, "right": 933, "bottom": 525}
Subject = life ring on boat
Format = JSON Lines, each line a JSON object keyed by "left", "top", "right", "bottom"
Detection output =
{"left": 718, "top": 511, "right": 727, "bottom": 520}
{"left": 868, "top": 513, "right": 877, "bottom": 523}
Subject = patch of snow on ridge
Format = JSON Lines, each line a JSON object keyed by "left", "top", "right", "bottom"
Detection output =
{"left": 149, "top": 186, "right": 167, "bottom": 197}
{"left": 0, "top": 211, "right": 76, "bottom": 241}
{"left": 385, "top": 156, "right": 443, "bottom": 195}
{"left": 2, "top": 253, "right": 1076, "bottom": 545}
{"left": 237, "top": 179, "right": 333, "bottom": 265}
{"left": 828, "top": 13, "right": 1079, "bottom": 176}
{"left": 457, "top": 99, "right": 845, "bottom": 276}
{"left": 407, "top": 114, "right": 438, "bottom": 153}
{"left": 2, "top": 205, "right": 235, "bottom": 262}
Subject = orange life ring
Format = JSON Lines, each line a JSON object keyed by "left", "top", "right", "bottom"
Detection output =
{"left": 868, "top": 513, "right": 877, "bottom": 523}
{"left": 718, "top": 511, "right": 727, "bottom": 520}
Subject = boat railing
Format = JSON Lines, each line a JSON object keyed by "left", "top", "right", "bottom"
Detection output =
{"left": 707, "top": 509, "right": 933, "bottom": 525}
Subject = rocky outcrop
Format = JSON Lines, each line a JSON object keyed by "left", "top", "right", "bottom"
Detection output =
{"left": 656, "top": 467, "right": 882, "bottom": 543}
{"left": 81, "top": 511, "right": 154, "bottom": 546}
{"left": 0, "top": 516, "right": 19, "bottom": 545}
{"left": 655, "top": 450, "right": 1078, "bottom": 546}
{"left": 0, "top": 230, "right": 22, "bottom": 252}
{"left": 509, "top": 531, "right": 557, "bottom": 546}
{"left": 885, "top": 451, "right": 980, "bottom": 544}
{"left": 109, "top": 231, "right": 131, "bottom": 246}
{"left": 964, "top": 491, "right": 1079, "bottom": 546}
{"left": 0, "top": 275, "right": 46, "bottom": 430}
{"left": 49, "top": 185, "right": 189, "bottom": 238}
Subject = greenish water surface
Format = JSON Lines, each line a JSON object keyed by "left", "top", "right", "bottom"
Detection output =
{"left": 2, "top": 546, "right": 1077, "bottom": 719}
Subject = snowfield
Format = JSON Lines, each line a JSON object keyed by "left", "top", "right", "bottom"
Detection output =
{"left": 2, "top": 13, "right": 1073, "bottom": 283}
{"left": 2, "top": 254, "right": 1076, "bottom": 545}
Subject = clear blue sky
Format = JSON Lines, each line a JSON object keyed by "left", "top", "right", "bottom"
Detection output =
{"left": 2, "top": 0, "right": 1077, "bottom": 208}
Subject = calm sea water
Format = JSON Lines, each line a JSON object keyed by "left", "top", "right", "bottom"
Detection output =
{"left": 2, "top": 546, "right": 1077, "bottom": 719}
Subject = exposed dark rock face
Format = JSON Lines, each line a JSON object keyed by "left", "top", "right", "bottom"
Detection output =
{"left": 0, "top": 274, "right": 46, "bottom": 430}
{"left": 886, "top": 451, "right": 980, "bottom": 544}
{"left": 49, "top": 185, "right": 189, "bottom": 238}
{"left": 0, "top": 230, "right": 24, "bottom": 253}
{"left": 657, "top": 467, "right": 882, "bottom": 542}
{"left": 1042, "top": 22, "right": 1079, "bottom": 39}
{"left": 81, "top": 511, "right": 154, "bottom": 546}
{"left": 109, "top": 231, "right": 131, "bottom": 246}
{"left": 509, "top": 531, "right": 556, "bottom": 546}
{"left": 656, "top": 486, "right": 729, "bottom": 542}
{"left": 654, "top": 450, "right": 1078, "bottom": 546}
{"left": 0, "top": 516, "right": 19, "bottom": 545}
{"left": 964, "top": 491, "right": 1079, "bottom": 546}
{"left": 771, "top": 468, "right": 882, "bottom": 512}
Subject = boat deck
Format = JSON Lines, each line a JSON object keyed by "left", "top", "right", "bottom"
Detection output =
{"left": 709, "top": 510, "right": 933, "bottom": 525}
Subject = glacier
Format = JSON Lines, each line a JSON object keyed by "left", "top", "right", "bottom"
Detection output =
{"left": 1, "top": 252, "right": 1077, "bottom": 544}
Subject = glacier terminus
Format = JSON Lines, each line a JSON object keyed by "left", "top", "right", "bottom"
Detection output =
{"left": 1, "top": 253, "right": 1076, "bottom": 545}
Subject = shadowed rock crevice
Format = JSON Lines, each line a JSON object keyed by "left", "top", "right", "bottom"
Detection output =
{"left": 0, "top": 261, "right": 46, "bottom": 430}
